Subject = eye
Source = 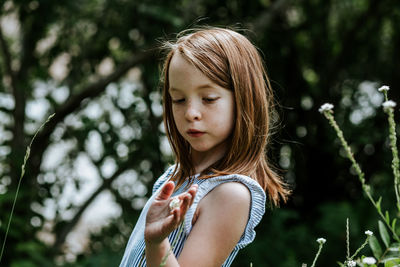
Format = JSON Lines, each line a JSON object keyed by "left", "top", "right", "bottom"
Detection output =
{"left": 172, "top": 98, "right": 185, "bottom": 104}
{"left": 203, "top": 97, "right": 219, "bottom": 103}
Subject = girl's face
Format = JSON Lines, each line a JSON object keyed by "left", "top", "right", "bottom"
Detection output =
{"left": 168, "top": 52, "right": 235, "bottom": 162}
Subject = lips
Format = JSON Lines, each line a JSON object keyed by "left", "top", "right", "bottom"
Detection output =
{"left": 187, "top": 129, "right": 205, "bottom": 137}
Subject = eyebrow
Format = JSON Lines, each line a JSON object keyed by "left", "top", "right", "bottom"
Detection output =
{"left": 169, "top": 84, "right": 215, "bottom": 92}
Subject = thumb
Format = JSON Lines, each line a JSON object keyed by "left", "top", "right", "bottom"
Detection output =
{"left": 156, "top": 181, "right": 175, "bottom": 200}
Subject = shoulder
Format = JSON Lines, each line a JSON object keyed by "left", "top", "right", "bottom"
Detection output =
{"left": 194, "top": 174, "right": 265, "bottom": 210}
{"left": 194, "top": 173, "right": 266, "bottom": 211}
{"left": 181, "top": 174, "right": 266, "bottom": 255}
{"left": 179, "top": 182, "right": 251, "bottom": 265}
{"left": 203, "top": 181, "right": 251, "bottom": 206}
{"left": 198, "top": 181, "right": 251, "bottom": 225}
{"left": 194, "top": 174, "right": 266, "bottom": 238}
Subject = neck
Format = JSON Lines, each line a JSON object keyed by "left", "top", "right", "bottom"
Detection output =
{"left": 191, "top": 143, "right": 228, "bottom": 174}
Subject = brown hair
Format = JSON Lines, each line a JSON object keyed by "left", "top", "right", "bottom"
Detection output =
{"left": 161, "top": 27, "right": 290, "bottom": 206}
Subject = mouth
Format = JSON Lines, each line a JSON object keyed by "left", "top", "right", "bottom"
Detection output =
{"left": 187, "top": 129, "right": 205, "bottom": 137}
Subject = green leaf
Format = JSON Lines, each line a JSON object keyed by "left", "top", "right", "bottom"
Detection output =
{"left": 385, "top": 211, "right": 390, "bottom": 225}
{"left": 379, "top": 220, "right": 391, "bottom": 248}
{"left": 360, "top": 256, "right": 377, "bottom": 267}
{"left": 384, "top": 258, "right": 400, "bottom": 267}
{"left": 369, "top": 235, "right": 383, "bottom": 259}
{"left": 388, "top": 242, "right": 400, "bottom": 252}
{"left": 392, "top": 218, "right": 397, "bottom": 233}
{"left": 376, "top": 197, "right": 382, "bottom": 212}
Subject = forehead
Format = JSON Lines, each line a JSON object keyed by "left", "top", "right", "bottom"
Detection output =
{"left": 168, "top": 52, "right": 213, "bottom": 89}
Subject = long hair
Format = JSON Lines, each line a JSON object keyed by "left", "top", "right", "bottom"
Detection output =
{"left": 161, "top": 27, "right": 290, "bottom": 206}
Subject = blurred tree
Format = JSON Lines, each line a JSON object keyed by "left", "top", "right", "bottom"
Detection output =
{"left": 0, "top": 0, "right": 178, "bottom": 265}
{"left": 0, "top": 0, "right": 399, "bottom": 266}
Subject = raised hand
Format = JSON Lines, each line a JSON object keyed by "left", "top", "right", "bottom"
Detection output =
{"left": 144, "top": 181, "right": 198, "bottom": 244}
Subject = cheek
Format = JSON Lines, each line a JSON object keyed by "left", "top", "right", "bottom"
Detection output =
{"left": 211, "top": 103, "right": 235, "bottom": 135}
{"left": 172, "top": 107, "right": 184, "bottom": 130}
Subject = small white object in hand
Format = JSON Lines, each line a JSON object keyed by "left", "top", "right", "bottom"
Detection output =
{"left": 365, "top": 230, "right": 373, "bottom": 236}
{"left": 382, "top": 100, "right": 397, "bottom": 109}
{"left": 169, "top": 197, "right": 181, "bottom": 210}
{"left": 318, "top": 103, "right": 334, "bottom": 113}
{"left": 378, "top": 85, "right": 390, "bottom": 92}
{"left": 347, "top": 260, "right": 356, "bottom": 267}
{"left": 316, "top": 238, "right": 326, "bottom": 244}
{"left": 362, "top": 257, "right": 377, "bottom": 265}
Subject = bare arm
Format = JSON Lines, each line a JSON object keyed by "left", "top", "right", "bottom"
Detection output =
{"left": 144, "top": 181, "right": 197, "bottom": 267}
{"left": 178, "top": 182, "right": 251, "bottom": 266}
{"left": 144, "top": 181, "right": 251, "bottom": 267}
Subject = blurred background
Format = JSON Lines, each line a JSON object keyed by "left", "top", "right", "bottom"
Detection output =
{"left": 0, "top": 0, "right": 399, "bottom": 266}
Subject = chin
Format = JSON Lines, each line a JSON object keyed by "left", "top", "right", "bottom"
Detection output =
{"left": 190, "top": 146, "right": 211, "bottom": 153}
{"left": 189, "top": 143, "right": 213, "bottom": 153}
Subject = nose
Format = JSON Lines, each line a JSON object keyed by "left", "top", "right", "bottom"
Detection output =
{"left": 185, "top": 102, "right": 201, "bottom": 121}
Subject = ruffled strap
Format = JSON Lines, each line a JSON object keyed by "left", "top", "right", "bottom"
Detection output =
{"left": 184, "top": 174, "right": 266, "bottom": 249}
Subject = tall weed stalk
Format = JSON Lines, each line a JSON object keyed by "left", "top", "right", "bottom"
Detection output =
{"left": 0, "top": 114, "right": 55, "bottom": 264}
{"left": 305, "top": 85, "right": 400, "bottom": 266}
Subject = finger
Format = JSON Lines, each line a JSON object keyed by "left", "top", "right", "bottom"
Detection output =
{"left": 163, "top": 213, "right": 179, "bottom": 233}
{"left": 172, "top": 185, "right": 197, "bottom": 213}
{"left": 157, "top": 181, "right": 175, "bottom": 200}
{"left": 171, "top": 208, "right": 182, "bottom": 226}
{"left": 178, "top": 193, "right": 192, "bottom": 218}
{"left": 175, "top": 184, "right": 197, "bottom": 201}
{"left": 178, "top": 185, "right": 197, "bottom": 209}
{"left": 188, "top": 184, "right": 198, "bottom": 195}
{"left": 187, "top": 184, "right": 198, "bottom": 206}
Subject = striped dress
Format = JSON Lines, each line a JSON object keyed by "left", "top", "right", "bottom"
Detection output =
{"left": 119, "top": 165, "right": 266, "bottom": 267}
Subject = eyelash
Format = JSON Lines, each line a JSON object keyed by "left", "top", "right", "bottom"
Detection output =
{"left": 203, "top": 97, "right": 218, "bottom": 103}
{"left": 171, "top": 98, "right": 219, "bottom": 104}
{"left": 172, "top": 99, "right": 185, "bottom": 104}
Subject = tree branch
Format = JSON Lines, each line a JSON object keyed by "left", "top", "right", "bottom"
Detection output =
{"left": 0, "top": 25, "right": 16, "bottom": 85}
{"left": 29, "top": 48, "right": 157, "bottom": 180}
{"left": 34, "top": 48, "right": 157, "bottom": 149}
{"left": 53, "top": 159, "right": 133, "bottom": 251}
{"left": 141, "top": 71, "right": 165, "bottom": 183}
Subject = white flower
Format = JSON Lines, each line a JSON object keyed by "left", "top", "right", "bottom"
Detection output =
{"left": 347, "top": 260, "right": 356, "bottom": 267}
{"left": 316, "top": 238, "right": 326, "bottom": 244}
{"left": 318, "top": 103, "right": 334, "bottom": 113}
{"left": 362, "top": 257, "right": 377, "bottom": 265}
{"left": 169, "top": 197, "right": 181, "bottom": 210}
{"left": 382, "top": 100, "right": 397, "bottom": 109}
{"left": 378, "top": 85, "right": 390, "bottom": 92}
{"left": 365, "top": 230, "right": 373, "bottom": 236}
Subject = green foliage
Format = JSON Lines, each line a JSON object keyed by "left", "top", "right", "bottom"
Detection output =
{"left": 317, "top": 88, "right": 400, "bottom": 265}
{"left": 0, "top": 0, "right": 400, "bottom": 265}
{"left": 379, "top": 221, "right": 390, "bottom": 248}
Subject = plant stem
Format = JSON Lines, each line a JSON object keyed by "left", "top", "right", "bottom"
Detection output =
{"left": 0, "top": 114, "right": 55, "bottom": 264}
{"left": 323, "top": 111, "right": 400, "bottom": 241}
{"left": 310, "top": 243, "right": 324, "bottom": 267}
{"left": 160, "top": 220, "right": 185, "bottom": 267}
{"left": 382, "top": 93, "right": 400, "bottom": 210}
{"left": 346, "top": 218, "right": 350, "bottom": 259}
{"left": 323, "top": 112, "right": 366, "bottom": 187}
{"left": 376, "top": 246, "right": 390, "bottom": 265}
{"left": 349, "top": 236, "right": 370, "bottom": 260}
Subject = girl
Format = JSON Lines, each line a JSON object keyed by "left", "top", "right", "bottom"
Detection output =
{"left": 119, "top": 27, "right": 290, "bottom": 267}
